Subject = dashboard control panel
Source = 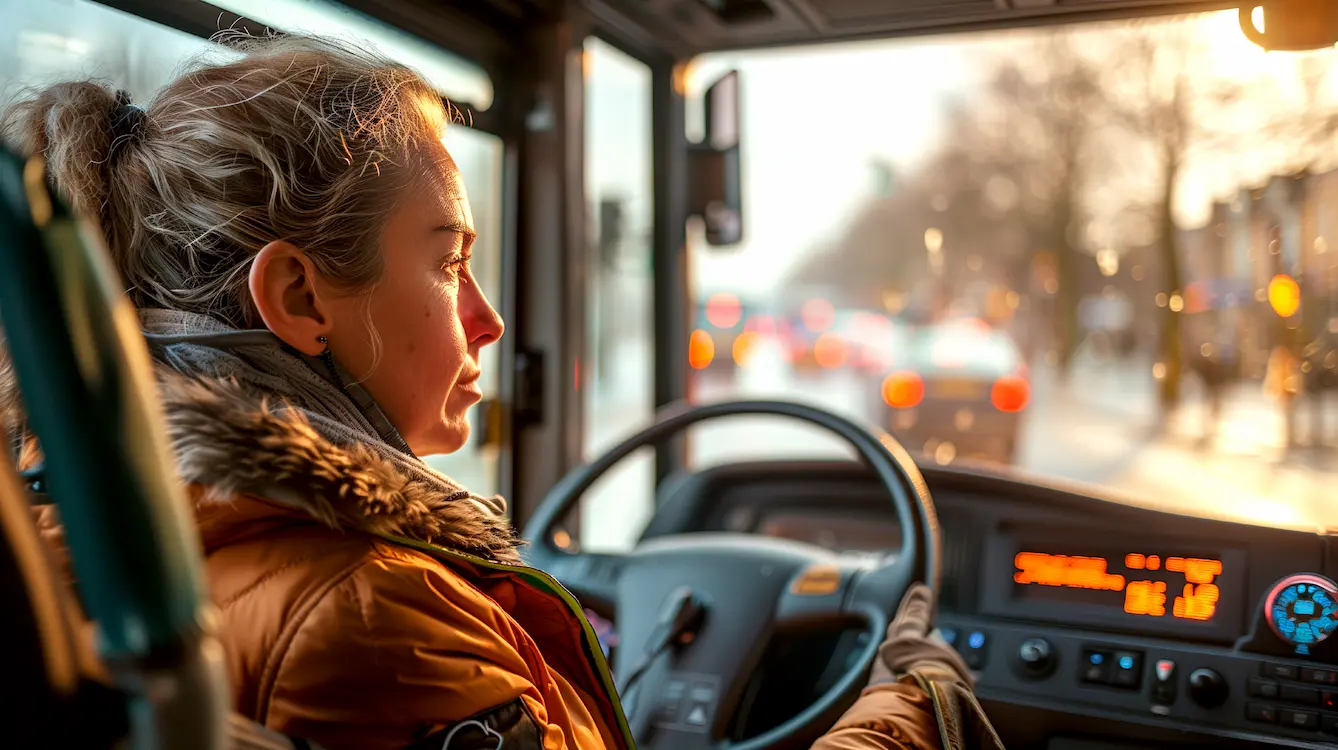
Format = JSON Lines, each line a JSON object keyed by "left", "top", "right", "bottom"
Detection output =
{"left": 651, "top": 460, "right": 1338, "bottom": 747}
{"left": 941, "top": 627, "right": 989, "bottom": 670}
{"left": 1245, "top": 662, "right": 1338, "bottom": 733}
{"left": 1077, "top": 647, "right": 1143, "bottom": 690}
{"left": 949, "top": 522, "right": 1338, "bottom": 742}
{"left": 939, "top": 615, "right": 1338, "bottom": 745}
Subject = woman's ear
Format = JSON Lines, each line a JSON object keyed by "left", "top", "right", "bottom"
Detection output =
{"left": 248, "top": 241, "right": 331, "bottom": 355}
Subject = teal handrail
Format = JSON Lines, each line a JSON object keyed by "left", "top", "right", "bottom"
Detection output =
{"left": 0, "top": 149, "right": 227, "bottom": 749}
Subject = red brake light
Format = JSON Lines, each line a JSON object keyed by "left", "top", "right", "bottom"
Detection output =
{"left": 991, "top": 375, "right": 1029, "bottom": 412}
{"left": 732, "top": 331, "right": 761, "bottom": 367}
{"left": 813, "top": 333, "right": 847, "bottom": 369}
{"left": 705, "top": 293, "right": 743, "bottom": 328}
{"left": 882, "top": 371, "right": 925, "bottom": 409}
{"left": 802, "top": 298, "right": 835, "bottom": 332}
{"left": 688, "top": 329, "right": 715, "bottom": 369}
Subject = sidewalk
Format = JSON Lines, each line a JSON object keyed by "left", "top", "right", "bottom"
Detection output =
{"left": 1032, "top": 351, "right": 1338, "bottom": 532}
{"left": 1016, "top": 352, "right": 1160, "bottom": 483}
{"left": 1167, "top": 377, "right": 1338, "bottom": 456}
{"left": 1028, "top": 349, "right": 1338, "bottom": 455}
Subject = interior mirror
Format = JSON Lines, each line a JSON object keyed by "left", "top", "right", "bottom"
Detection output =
{"left": 688, "top": 70, "right": 742, "bottom": 247}
{"left": 1239, "top": 1, "right": 1338, "bottom": 51}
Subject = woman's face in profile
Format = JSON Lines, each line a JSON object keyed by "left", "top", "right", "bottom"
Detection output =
{"left": 328, "top": 142, "right": 504, "bottom": 456}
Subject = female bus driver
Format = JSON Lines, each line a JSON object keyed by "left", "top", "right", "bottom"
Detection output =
{"left": 1, "top": 34, "right": 988, "bottom": 750}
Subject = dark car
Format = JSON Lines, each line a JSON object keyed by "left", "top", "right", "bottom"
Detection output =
{"left": 690, "top": 293, "right": 764, "bottom": 375}
{"left": 875, "top": 318, "right": 1029, "bottom": 466}
{"left": 783, "top": 306, "right": 901, "bottom": 376}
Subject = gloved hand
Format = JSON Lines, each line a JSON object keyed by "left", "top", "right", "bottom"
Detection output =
{"left": 867, "top": 582, "right": 974, "bottom": 689}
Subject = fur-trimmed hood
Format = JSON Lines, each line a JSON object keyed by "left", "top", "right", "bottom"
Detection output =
{"left": 5, "top": 352, "right": 524, "bottom": 565}
{"left": 159, "top": 373, "right": 525, "bottom": 564}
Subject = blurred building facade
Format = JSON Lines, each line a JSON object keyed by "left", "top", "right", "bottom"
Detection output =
{"left": 1176, "top": 169, "right": 1338, "bottom": 386}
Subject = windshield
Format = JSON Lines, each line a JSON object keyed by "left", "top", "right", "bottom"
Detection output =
{"left": 682, "top": 9, "right": 1338, "bottom": 532}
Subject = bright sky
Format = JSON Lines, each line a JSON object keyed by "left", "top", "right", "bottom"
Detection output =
{"left": 634, "top": 9, "right": 1338, "bottom": 299}
{"left": 681, "top": 40, "right": 976, "bottom": 296}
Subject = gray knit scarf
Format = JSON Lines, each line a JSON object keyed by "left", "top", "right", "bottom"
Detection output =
{"left": 139, "top": 308, "right": 507, "bottom": 518}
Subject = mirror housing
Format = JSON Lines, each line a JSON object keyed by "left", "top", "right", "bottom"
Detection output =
{"left": 688, "top": 70, "right": 743, "bottom": 247}
{"left": 1239, "top": 1, "right": 1338, "bottom": 51}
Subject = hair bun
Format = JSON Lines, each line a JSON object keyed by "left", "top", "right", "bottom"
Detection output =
{"left": 0, "top": 81, "right": 119, "bottom": 224}
{"left": 109, "top": 89, "right": 147, "bottom": 154}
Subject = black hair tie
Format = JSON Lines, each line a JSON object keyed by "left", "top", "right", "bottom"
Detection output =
{"left": 108, "top": 89, "right": 147, "bottom": 157}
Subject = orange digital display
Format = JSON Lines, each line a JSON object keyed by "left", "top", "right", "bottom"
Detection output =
{"left": 1014, "top": 552, "right": 1125, "bottom": 591}
{"left": 1014, "top": 552, "right": 1224, "bottom": 622}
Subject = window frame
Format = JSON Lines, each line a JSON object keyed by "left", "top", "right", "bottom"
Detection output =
{"left": 96, "top": 0, "right": 510, "bottom": 134}
{"left": 580, "top": 26, "right": 690, "bottom": 487}
{"left": 507, "top": 16, "right": 692, "bottom": 530}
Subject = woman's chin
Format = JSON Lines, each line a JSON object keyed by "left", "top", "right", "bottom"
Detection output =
{"left": 409, "top": 421, "right": 470, "bottom": 457}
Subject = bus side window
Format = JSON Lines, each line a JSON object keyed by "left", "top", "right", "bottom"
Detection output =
{"left": 579, "top": 37, "right": 656, "bottom": 553}
{"left": 1, "top": 0, "right": 230, "bottom": 105}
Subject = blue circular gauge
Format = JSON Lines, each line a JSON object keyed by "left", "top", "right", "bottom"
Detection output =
{"left": 1266, "top": 574, "right": 1338, "bottom": 655}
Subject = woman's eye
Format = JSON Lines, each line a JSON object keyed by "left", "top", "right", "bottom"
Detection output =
{"left": 443, "top": 257, "right": 471, "bottom": 281}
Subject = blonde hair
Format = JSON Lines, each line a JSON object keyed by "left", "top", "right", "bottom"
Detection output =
{"left": 1, "top": 33, "right": 453, "bottom": 328}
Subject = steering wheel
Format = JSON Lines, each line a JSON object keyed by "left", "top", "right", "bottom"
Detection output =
{"left": 523, "top": 400, "right": 942, "bottom": 750}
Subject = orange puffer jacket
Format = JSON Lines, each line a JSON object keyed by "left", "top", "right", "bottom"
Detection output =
{"left": 26, "top": 375, "right": 946, "bottom": 750}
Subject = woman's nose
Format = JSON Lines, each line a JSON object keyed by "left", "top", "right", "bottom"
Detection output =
{"left": 464, "top": 280, "right": 504, "bottom": 347}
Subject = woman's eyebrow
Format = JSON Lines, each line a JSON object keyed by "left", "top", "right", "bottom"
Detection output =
{"left": 435, "top": 220, "right": 477, "bottom": 241}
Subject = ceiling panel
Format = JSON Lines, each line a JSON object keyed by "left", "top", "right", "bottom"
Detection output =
{"left": 586, "top": 0, "right": 1239, "bottom": 56}
{"left": 815, "top": 0, "right": 1001, "bottom": 27}
{"left": 351, "top": 0, "right": 1241, "bottom": 61}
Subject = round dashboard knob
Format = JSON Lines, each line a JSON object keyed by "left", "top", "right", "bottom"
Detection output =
{"left": 1188, "top": 668, "right": 1228, "bottom": 708}
{"left": 1016, "top": 637, "right": 1056, "bottom": 678}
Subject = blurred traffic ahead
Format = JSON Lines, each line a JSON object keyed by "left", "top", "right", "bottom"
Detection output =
{"left": 687, "top": 251, "right": 1338, "bottom": 477}
{"left": 877, "top": 319, "right": 1028, "bottom": 466}
{"left": 689, "top": 292, "right": 1033, "bottom": 467}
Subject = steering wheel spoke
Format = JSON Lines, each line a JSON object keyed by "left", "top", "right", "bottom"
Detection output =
{"left": 773, "top": 555, "right": 882, "bottom": 631}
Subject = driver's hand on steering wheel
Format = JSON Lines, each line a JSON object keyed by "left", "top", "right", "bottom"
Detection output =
{"left": 867, "top": 583, "right": 974, "bottom": 690}
{"left": 812, "top": 584, "right": 1004, "bottom": 750}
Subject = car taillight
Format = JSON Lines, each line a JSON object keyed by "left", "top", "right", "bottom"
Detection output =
{"left": 991, "top": 375, "right": 1029, "bottom": 412}
{"left": 689, "top": 329, "right": 714, "bottom": 369}
{"left": 732, "top": 331, "right": 760, "bottom": 367}
{"left": 882, "top": 371, "right": 925, "bottom": 409}
{"left": 814, "top": 333, "right": 846, "bottom": 369}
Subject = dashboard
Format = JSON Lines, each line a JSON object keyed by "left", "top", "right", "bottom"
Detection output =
{"left": 642, "top": 460, "right": 1338, "bottom": 749}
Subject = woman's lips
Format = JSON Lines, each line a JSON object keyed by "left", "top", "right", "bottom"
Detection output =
{"left": 457, "top": 370, "right": 482, "bottom": 394}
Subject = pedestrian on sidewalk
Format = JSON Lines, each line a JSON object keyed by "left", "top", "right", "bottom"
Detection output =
{"left": 1265, "top": 344, "right": 1301, "bottom": 450}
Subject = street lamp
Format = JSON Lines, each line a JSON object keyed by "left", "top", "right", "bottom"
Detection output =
{"left": 1097, "top": 248, "right": 1119, "bottom": 277}
{"left": 925, "top": 227, "right": 944, "bottom": 275}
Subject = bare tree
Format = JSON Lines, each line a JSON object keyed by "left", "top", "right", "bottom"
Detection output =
{"left": 782, "top": 17, "right": 1252, "bottom": 401}
{"left": 982, "top": 34, "right": 1111, "bottom": 375}
{"left": 1102, "top": 19, "right": 1246, "bottom": 410}
{"left": 1273, "top": 52, "right": 1338, "bottom": 171}
{"left": 784, "top": 33, "right": 1106, "bottom": 337}
{"left": 782, "top": 98, "right": 1033, "bottom": 316}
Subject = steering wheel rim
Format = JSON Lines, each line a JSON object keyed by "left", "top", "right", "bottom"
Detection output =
{"left": 523, "top": 399, "right": 942, "bottom": 750}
